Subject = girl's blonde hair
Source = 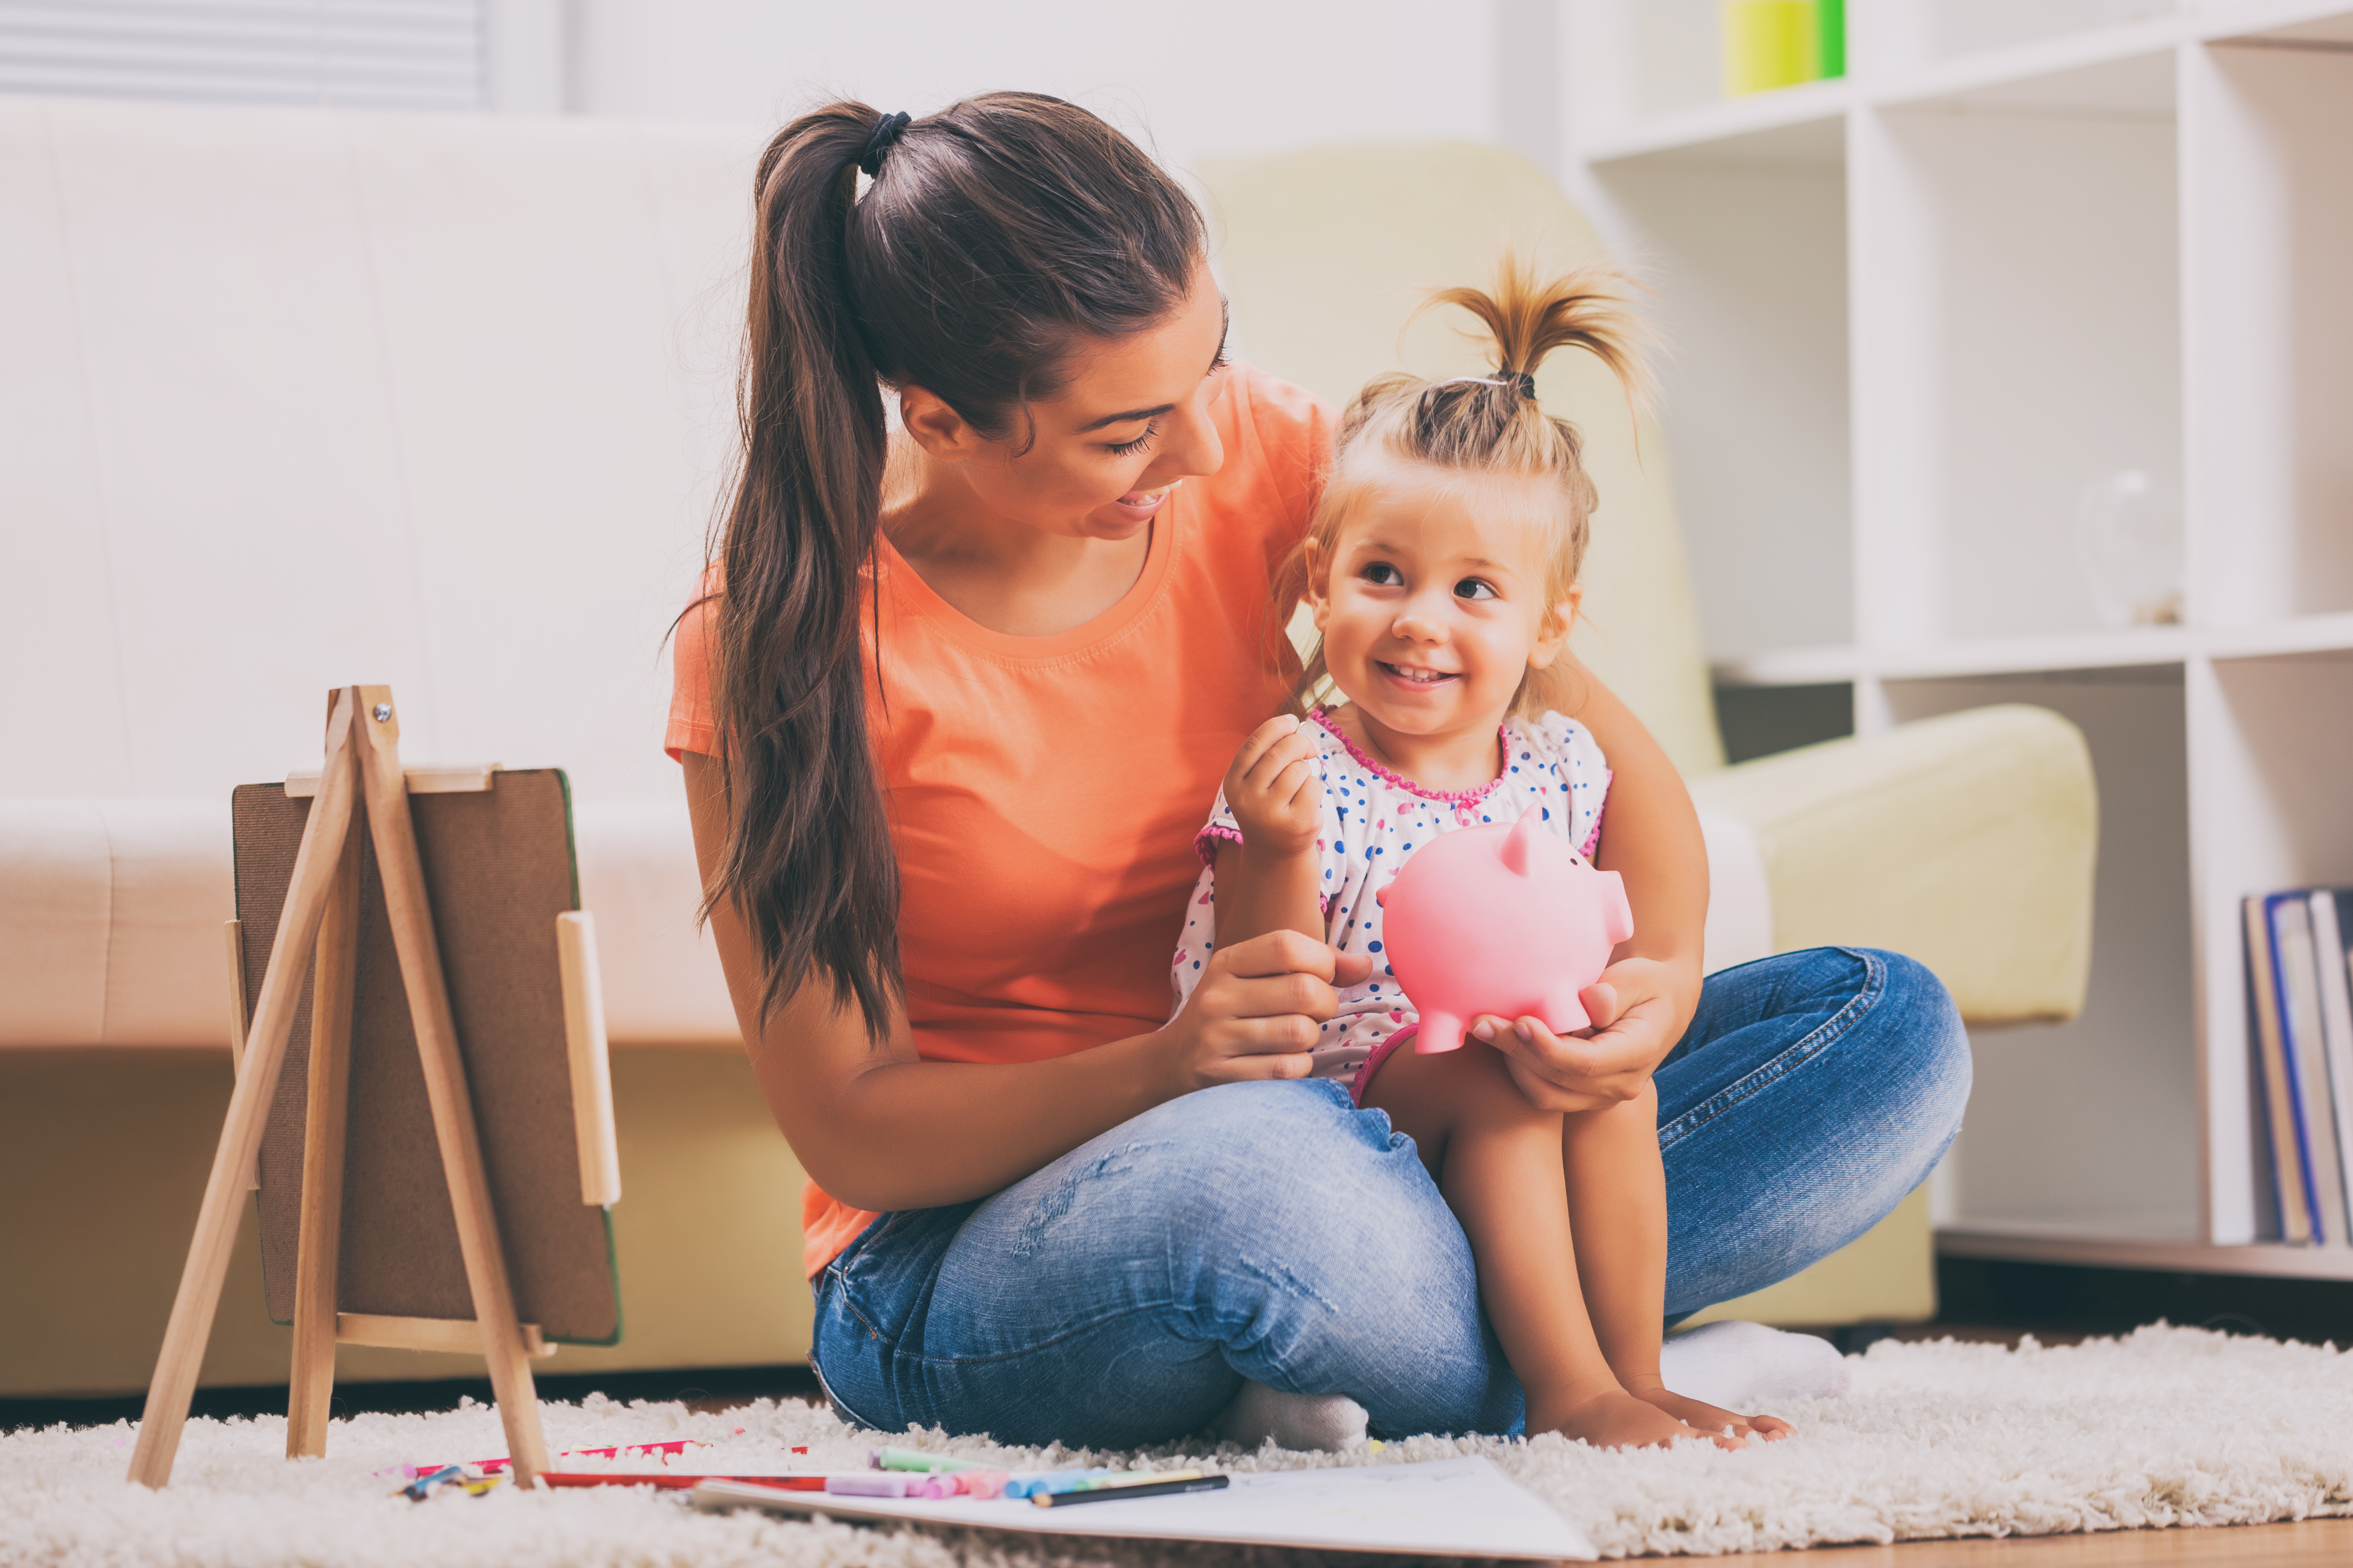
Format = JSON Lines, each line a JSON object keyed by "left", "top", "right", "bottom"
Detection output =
{"left": 1287, "top": 254, "right": 1649, "bottom": 718}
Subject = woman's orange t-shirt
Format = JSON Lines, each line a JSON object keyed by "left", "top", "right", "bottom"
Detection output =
{"left": 666, "top": 365, "right": 1334, "bottom": 1276}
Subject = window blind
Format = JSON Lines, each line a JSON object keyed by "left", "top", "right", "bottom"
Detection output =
{"left": 0, "top": 0, "right": 483, "bottom": 111}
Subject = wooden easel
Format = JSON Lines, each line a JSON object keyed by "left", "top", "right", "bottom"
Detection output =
{"left": 128, "top": 686, "right": 552, "bottom": 1488}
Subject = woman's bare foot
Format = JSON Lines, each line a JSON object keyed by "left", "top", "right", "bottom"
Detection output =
{"left": 1529, "top": 1387, "right": 1741, "bottom": 1450}
{"left": 1628, "top": 1385, "right": 1792, "bottom": 1443}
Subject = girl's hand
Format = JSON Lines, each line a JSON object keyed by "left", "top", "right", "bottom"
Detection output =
{"left": 1158, "top": 930, "right": 1374, "bottom": 1093}
{"left": 1223, "top": 715, "right": 1323, "bottom": 860}
{"left": 1471, "top": 956, "right": 1687, "bottom": 1113}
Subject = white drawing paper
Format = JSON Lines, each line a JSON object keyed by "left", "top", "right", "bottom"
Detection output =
{"left": 693, "top": 1455, "right": 1596, "bottom": 1560}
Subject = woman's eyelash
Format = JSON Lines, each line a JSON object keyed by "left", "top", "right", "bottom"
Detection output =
{"left": 1106, "top": 423, "right": 1159, "bottom": 457}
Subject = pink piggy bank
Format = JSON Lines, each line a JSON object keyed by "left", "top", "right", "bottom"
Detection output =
{"left": 1375, "top": 812, "right": 1635, "bottom": 1054}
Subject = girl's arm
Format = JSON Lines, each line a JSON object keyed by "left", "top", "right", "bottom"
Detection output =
{"left": 1206, "top": 715, "right": 1327, "bottom": 948}
{"left": 685, "top": 751, "right": 1370, "bottom": 1211}
{"left": 1209, "top": 841, "right": 1324, "bottom": 949}
{"left": 1479, "top": 658, "right": 1709, "bottom": 1111}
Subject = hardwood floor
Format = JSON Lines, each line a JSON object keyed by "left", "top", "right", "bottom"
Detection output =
{"left": 1710, "top": 1517, "right": 2353, "bottom": 1565}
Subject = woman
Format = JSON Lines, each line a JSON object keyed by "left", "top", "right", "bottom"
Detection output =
{"left": 671, "top": 94, "right": 1969, "bottom": 1447}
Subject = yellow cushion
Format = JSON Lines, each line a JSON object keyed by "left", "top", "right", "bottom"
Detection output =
{"left": 1693, "top": 704, "right": 2097, "bottom": 1023}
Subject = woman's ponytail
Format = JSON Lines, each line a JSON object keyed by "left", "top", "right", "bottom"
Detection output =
{"left": 711, "top": 104, "right": 900, "bottom": 1037}
{"left": 704, "top": 94, "right": 1205, "bottom": 1039}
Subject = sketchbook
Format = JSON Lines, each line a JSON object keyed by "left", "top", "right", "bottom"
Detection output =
{"left": 692, "top": 1456, "right": 1597, "bottom": 1560}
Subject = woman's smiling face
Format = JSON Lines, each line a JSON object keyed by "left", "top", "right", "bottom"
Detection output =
{"left": 898, "top": 261, "right": 1231, "bottom": 541}
{"left": 1308, "top": 459, "right": 1578, "bottom": 745}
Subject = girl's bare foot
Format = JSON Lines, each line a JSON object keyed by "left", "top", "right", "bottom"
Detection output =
{"left": 1530, "top": 1387, "right": 1741, "bottom": 1450}
{"left": 1629, "top": 1385, "right": 1792, "bottom": 1443}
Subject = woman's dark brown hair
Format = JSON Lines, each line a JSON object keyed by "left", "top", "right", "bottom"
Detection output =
{"left": 707, "top": 93, "right": 1205, "bottom": 1038}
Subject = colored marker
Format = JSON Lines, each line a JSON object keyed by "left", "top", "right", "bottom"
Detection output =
{"left": 827, "top": 1472, "right": 913, "bottom": 1497}
{"left": 1004, "top": 1467, "right": 1126, "bottom": 1497}
{"left": 872, "top": 1447, "right": 981, "bottom": 1473}
{"left": 1035, "top": 1474, "right": 1228, "bottom": 1507}
{"left": 397, "top": 1464, "right": 464, "bottom": 1501}
{"left": 541, "top": 1472, "right": 839, "bottom": 1492}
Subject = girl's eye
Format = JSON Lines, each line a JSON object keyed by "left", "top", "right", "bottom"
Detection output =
{"left": 1104, "top": 423, "right": 1159, "bottom": 458}
{"left": 1455, "top": 578, "right": 1499, "bottom": 602}
{"left": 1361, "top": 561, "right": 1404, "bottom": 587}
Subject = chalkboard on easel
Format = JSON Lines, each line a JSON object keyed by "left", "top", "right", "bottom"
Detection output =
{"left": 129, "top": 687, "right": 620, "bottom": 1490}
{"left": 233, "top": 768, "right": 621, "bottom": 1344}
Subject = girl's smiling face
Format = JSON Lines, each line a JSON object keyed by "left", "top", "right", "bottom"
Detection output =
{"left": 1307, "top": 458, "right": 1579, "bottom": 751}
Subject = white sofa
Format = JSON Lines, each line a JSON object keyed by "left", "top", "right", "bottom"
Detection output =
{"left": 0, "top": 101, "right": 2094, "bottom": 1397}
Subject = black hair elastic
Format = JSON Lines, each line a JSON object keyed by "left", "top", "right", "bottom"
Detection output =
{"left": 1509, "top": 370, "right": 1537, "bottom": 400}
{"left": 858, "top": 111, "right": 912, "bottom": 177}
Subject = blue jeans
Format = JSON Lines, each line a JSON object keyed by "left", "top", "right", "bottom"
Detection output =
{"left": 809, "top": 947, "right": 1968, "bottom": 1446}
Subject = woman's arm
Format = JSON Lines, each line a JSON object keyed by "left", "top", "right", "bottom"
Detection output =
{"left": 1479, "top": 658, "right": 1709, "bottom": 1111}
{"left": 685, "top": 751, "right": 1370, "bottom": 1211}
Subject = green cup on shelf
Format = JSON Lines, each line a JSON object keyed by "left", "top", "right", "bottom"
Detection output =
{"left": 1722, "top": 0, "right": 1821, "bottom": 96}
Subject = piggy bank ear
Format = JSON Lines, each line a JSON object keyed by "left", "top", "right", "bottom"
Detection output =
{"left": 1599, "top": 870, "right": 1635, "bottom": 947}
{"left": 1500, "top": 813, "right": 1542, "bottom": 877}
{"left": 1374, "top": 886, "right": 1385, "bottom": 907}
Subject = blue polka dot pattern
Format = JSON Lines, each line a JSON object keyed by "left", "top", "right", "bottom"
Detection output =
{"left": 1171, "top": 708, "right": 1612, "bottom": 1091}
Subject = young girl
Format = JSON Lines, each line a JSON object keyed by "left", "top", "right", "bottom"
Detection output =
{"left": 1171, "top": 260, "right": 1791, "bottom": 1450}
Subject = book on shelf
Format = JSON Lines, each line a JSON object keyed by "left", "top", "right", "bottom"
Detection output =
{"left": 2245, "top": 888, "right": 2353, "bottom": 1246}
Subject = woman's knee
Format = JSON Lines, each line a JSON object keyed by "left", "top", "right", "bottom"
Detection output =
{"left": 1850, "top": 948, "right": 1973, "bottom": 1163}
{"left": 1110, "top": 1080, "right": 1468, "bottom": 1296}
{"left": 1131, "top": 1078, "right": 1396, "bottom": 1186}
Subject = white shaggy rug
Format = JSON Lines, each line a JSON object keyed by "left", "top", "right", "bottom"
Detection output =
{"left": 9, "top": 1325, "right": 2353, "bottom": 1564}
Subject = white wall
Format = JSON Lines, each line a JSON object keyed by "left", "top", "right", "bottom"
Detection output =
{"left": 507, "top": 0, "right": 1554, "bottom": 177}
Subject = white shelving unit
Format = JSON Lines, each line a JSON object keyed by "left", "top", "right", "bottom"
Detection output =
{"left": 1559, "top": 0, "right": 2353, "bottom": 1275}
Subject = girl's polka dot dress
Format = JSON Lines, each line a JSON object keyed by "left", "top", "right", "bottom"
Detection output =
{"left": 1170, "top": 707, "right": 1609, "bottom": 1101}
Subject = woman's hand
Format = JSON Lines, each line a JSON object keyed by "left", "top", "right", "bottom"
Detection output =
{"left": 1470, "top": 956, "right": 1692, "bottom": 1113}
{"left": 1160, "top": 929, "right": 1374, "bottom": 1094}
{"left": 1223, "top": 715, "right": 1323, "bottom": 858}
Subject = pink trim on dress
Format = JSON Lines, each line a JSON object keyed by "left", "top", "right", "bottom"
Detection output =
{"left": 1310, "top": 709, "right": 1508, "bottom": 808}
{"left": 1579, "top": 768, "right": 1613, "bottom": 859}
{"left": 1194, "top": 822, "right": 1244, "bottom": 868}
{"left": 1350, "top": 1022, "right": 1420, "bottom": 1105}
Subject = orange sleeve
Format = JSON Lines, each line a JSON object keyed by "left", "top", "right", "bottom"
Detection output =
{"left": 664, "top": 569, "right": 722, "bottom": 762}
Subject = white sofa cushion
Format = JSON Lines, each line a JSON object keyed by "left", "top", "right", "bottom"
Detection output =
{"left": 0, "top": 794, "right": 738, "bottom": 1049}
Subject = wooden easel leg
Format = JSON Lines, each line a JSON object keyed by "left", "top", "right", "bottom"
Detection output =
{"left": 128, "top": 691, "right": 364, "bottom": 1488}
{"left": 352, "top": 686, "right": 551, "bottom": 1486}
{"left": 287, "top": 812, "right": 364, "bottom": 1458}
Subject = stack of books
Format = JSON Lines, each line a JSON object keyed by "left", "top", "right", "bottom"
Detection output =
{"left": 2247, "top": 888, "right": 2353, "bottom": 1244}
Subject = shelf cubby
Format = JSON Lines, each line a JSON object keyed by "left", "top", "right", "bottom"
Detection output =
{"left": 2184, "top": 30, "right": 2353, "bottom": 628}
{"left": 1853, "top": 51, "right": 2181, "bottom": 649}
{"left": 1591, "top": 120, "right": 1850, "bottom": 661}
{"left": 1866, "top": 0, "right": 2178, "bottom": 76}
{"left": 1888, "top": 668, "right": 2198, "bottom": 1239}
{"left": 2190, "top": 648, "right": 2353, "bottom": 1243}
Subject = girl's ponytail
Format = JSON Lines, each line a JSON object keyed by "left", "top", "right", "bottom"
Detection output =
{"left": 711, "top": 104, "right": 899, "bottom": 1037}
{"left": 1422, "top": 255, "right": 1649, "bottom": 418}
{"left": 705, "top": 95, "right": 1205, "bottom": 1039}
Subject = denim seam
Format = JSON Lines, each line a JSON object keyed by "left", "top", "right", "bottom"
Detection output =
{"left": 1657, "top": 947, "right": 1886, "bottom": 1151}
{"left": 879, "top": 1297, "right": 1186, "bottom": 1371}
{"left": 806, "top": 1347, "right": 888, "bottom": 1431}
